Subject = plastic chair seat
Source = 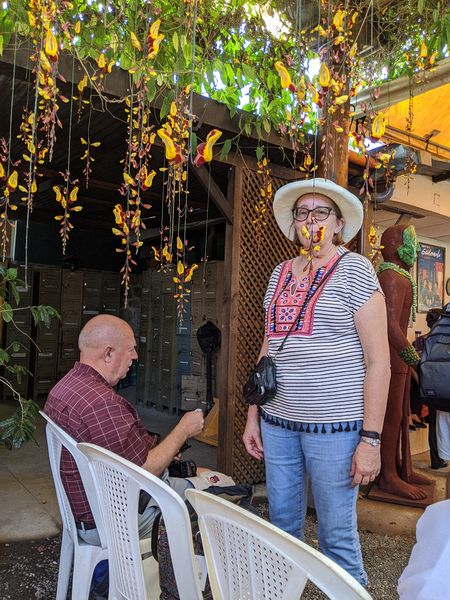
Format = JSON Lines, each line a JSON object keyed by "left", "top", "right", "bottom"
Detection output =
{"left": 186, "top": 488, "right": 373, "bottom": 600}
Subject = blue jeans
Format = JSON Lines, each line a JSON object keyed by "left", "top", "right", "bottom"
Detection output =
{"left": 260, "top": 418, "right": 368, "bottom": 586}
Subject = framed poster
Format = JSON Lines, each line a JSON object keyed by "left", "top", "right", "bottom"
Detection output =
{"left": 417, "top": 243, "right": 445, "bottom": 313}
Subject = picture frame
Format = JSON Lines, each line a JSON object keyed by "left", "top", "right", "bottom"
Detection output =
{"left": 446, "top": 277, "right": 450, "bottom": 297}
{"left": 417, "top": 243, "right": 446, "bottom": 313}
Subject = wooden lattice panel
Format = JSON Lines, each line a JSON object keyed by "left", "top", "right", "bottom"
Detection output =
{"left": 231, "top": 169, "right": 295, "bottom": 484}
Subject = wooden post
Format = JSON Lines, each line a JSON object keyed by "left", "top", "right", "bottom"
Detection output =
{"left": 317, "top": 99, "right": 350, "bottom": 188}
{"left": 217, "top": 166, "right": 242, "bottom": 474}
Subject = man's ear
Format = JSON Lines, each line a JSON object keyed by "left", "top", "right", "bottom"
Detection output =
{"left": 103, "top": 346, "right": 114, "bottom": 363}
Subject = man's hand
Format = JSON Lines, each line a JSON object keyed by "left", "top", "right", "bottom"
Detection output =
{"left": 177, "top": 410, "right": 204, "bottom": 439}
{"left": 350, "top": 442, "right": 381, "bottom": 486}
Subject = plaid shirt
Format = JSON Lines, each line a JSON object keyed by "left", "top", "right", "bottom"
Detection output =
{"left": 44, "top": 362, "right": 158, "bottom": 524}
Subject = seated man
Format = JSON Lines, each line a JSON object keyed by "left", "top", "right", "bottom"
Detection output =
{"left": 44, "top": 314, "right": 204, "bottom": 546}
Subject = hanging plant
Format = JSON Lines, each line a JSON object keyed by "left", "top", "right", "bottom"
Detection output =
{"left": 253, "top": 148, "right": 273, "bottom": 239}
{"left": 53, "top": 175, "right": 82, "bottom": 253}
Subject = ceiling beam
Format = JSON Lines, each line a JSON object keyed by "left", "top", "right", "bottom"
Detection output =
{"left": 0, "top": 40, "right": 294, "bottom": 150}
{"left": 432, "top": 170, "right": 450, "bottom": 184}
{"left": 190, "top": 166, "right": 233, "bottom": 224}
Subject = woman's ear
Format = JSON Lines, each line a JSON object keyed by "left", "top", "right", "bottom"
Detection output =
{"left": 335, "top": 218, "right": 345, "bottom": 235}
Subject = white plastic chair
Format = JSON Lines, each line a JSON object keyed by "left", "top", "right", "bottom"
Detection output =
{"left": 186, "top": 488, "right": 373, "bottom": 600}
{"left": 77, "top": 441, "right": 204, "bottom": 600}
{"left": 40, "top": 411, "right": 108, "bottom": 600}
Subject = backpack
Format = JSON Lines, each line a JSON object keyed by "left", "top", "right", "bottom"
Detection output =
{"left": 419, "top": 303, "right": 450, "bottom": 410}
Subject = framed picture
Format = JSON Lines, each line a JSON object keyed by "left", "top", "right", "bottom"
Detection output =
{"left": 417, "top": 243, "right": 445, "bottom": 313}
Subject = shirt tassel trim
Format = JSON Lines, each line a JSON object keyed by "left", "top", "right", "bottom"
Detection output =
{"left": 260, "top": 411, "right": 362, "bottom": 433}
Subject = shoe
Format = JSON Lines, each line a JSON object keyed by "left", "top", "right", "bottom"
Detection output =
{"left": 431, "top": 460, "right": 448, "bottom": 469}
{"left": 409, "top": 424, "right": 416, "bottom": 431}
{"left": 412, "top": 420, "right": 427, "bottom": 429}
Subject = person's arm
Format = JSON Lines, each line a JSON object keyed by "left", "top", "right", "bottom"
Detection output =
{"left": 143, "top": 410, "right": 204, "bottom": 476}
{"left": 242, "top": 335, "right": 268, "bottom": 461}
{"left": 351, "top": 291, "right": 390, "bottom": 485}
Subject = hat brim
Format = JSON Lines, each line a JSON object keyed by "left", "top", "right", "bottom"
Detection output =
{"left": 273, "top": 178, "right": 363, "bottom": 243}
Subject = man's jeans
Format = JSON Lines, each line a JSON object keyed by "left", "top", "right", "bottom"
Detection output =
{"left": 78, "top": 470, "right": 193, "bottom": 545}
{"left": 260, "top": 418, "right": 368, "bottom": 586}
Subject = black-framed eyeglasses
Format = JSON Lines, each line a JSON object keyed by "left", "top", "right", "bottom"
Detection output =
{"left": 292, "top": 206, "right": 336, "bottom": 222}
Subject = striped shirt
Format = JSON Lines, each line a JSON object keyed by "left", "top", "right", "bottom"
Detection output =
{"left": 262, "top": 247, "right": 381, "bottom": 424}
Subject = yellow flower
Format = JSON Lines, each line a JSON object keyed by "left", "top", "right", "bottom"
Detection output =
{"left": 334, "top": 95, "right": 349, "bottom": 105}
{"left": 318, "top": 63, "right": 331, "bottom": 88}
{"left": 176, "top": 236, "right": 183, "bottom": 250}
{"left": 45, "top": 29, "right": 58, "bottom": 62}
{"left": 131, "top": 32, "right": 142, "bottom": 52}
{"left": 420, "top": 41, "right": 428, "bottom": 59}
{"left": 7, "top": 170, "right": 18, "bottom": 192}
{"left": 333, "top": 9, "right": 345, "bottom": 30}
{"left": 97, "top": 53, "right": 106, "bottom": 69}
{"left": 274, "top": 61, "right": 296, "bottom": 93}
{"left": 157, "top": 128, "right": 179, "bottom": 162}
{"left": 69, "top": 186, "right": 79, "bottom": 203}
{"left": 78, "top": 75, "right": 88, "bottom": 93}
{"left": 177, "top": 261, "right": 185, "bottom": 276}
{"left": 371, "top": 112, "right": 386, "bottom": 140}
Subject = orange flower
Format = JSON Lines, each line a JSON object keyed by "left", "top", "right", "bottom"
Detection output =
{"left": 193, "top": 129, "right": 222, "bottom": 167}
{"left": 147, "top": 20, "right": 164, "bottom": 60}
{"left": 274, "top": 61, "right": 296, "bottom": 93}
{"left": 45, "top": 29, "right": 58, "bottom": 62}
{"left": 371, "top": 112, "right": 386, "bottom": 141}
{"left": 157, "top": 128, "right": 184, "bottom": 163}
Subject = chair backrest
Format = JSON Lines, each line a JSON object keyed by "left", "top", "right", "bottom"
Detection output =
{"left": 39, "top": 410, "right": 106, "bottom": 549}
{"left": 186, "top": 489, "right": 373, "bottom": 600}
{"left": 77, "top": 442, "right": 203, "bottom": 600}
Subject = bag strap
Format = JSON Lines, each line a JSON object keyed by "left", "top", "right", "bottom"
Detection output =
{"left": 275, "top": 251, "right": 349, "bottom": 356}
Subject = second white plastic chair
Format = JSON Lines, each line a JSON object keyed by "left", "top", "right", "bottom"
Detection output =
{"left": 40, "top": 411, "right": 108, "bottom": 600}
{"left": 78, "top": 441, "right": 204, "bottom": 600}
{"left": 186, "top": 488, "right": 373, "bottom": 600}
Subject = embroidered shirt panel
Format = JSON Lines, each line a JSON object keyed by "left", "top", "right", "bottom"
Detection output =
{"left": 266, "top": 252, "right": 343, "bottom": 339}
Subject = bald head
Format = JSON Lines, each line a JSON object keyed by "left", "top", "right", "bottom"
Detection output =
{"left": 78, "top": 315, "right": 137, "bottom": 386}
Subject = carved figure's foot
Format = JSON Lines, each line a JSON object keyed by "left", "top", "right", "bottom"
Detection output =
{"left": 404, "top": 471, "right": 434, "bottom": 486}
{"left": 378, "top": 475, "right": 428, "bottom": 500}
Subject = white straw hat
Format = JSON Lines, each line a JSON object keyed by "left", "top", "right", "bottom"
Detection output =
{"left": 273, "top": 178, "right": 363, "bottom": 243}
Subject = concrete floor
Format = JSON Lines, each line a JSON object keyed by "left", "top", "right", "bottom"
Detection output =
{"left": 0, "top": 390, "right": 449, "bottom": 543}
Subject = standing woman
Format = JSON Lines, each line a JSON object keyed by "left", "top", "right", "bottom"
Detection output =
{"left": 243, "top": 178, "right": 390, "bottom": 585}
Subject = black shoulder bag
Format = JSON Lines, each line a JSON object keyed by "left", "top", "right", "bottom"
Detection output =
{"left": 243, "top": 252, "right": 348, "bottom": 406}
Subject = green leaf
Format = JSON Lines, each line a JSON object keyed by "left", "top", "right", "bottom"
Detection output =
{"left": 2, "top": 302, "right": 13, "bottom": 323}
{"left": 172, "top": 31, "right": 179, "bottom": 52}
{"left": 0, "top": 35, "right": 3, "bottom": 57}
{"left": 262, "top": 118, "right": 271, "bottom": 134}
{"left": 190, "top": 132, "right": 197, "bottom": 156}
{"left": 256, "top": 145, "right": 263, "bottom": 160}
{"left": 160, "top": 92, "right": 174, "bottom": 120}
{"left": 0, "top": 348, "right": 9, "bottom": 365}
{"left": 11, "top": 342, "right": 20, "bottom": 353}
{"left": 220, "top": 138, "right": 232, "bottom": 160}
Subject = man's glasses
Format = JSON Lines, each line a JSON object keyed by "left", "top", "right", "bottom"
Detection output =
{"left": 292, "top": 206, "right": 336, "bottom": 222}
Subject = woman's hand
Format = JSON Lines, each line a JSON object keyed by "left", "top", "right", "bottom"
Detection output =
{"left": 350, "top": 442, "right": 381, "bottom": 486}
{"left": 243, "top": 408, "right": 264, "bottom": 460}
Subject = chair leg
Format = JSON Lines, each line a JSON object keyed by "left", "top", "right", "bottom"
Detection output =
{"left": 56, "top": 529, "right": 74, "bottom": 600}
{"left": 71, "top": 546, "right": 99, "bottom": 600}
